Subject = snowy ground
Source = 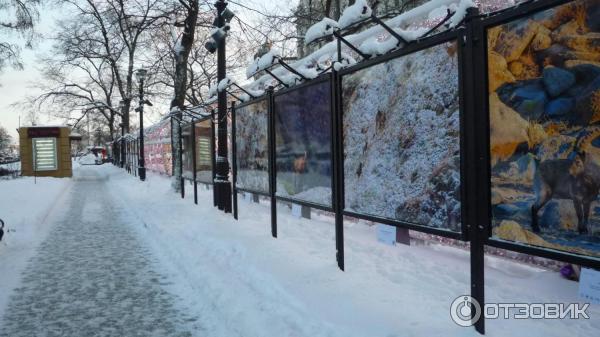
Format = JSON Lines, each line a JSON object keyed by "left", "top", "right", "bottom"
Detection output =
{"left": 0, "top": 175, "right": 71, "bottom": 320}
{"left": 0, "top": 165, "right": 598, "bottom": 336}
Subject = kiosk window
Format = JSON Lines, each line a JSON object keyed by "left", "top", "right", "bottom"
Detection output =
{"left": 33, "top": 138, "right": 58, "bottom": 171}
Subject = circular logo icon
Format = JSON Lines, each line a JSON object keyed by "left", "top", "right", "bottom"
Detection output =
{"left": 450, "top": 295, "right": 481, "bottom": 327}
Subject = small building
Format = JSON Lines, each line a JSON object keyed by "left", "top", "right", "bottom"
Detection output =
{"left": 18, "top": 126, "right": 73, "bottom": 178}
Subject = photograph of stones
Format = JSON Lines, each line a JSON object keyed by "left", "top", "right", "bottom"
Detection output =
{"left": 274, "top": 81, "right": 332, "bottom": 206}
{"left": 342, "top": 42, "right": 461, "bottom": 231}
{"left": 235, "top": 100, "right": 270, "bottom": 193}
{"left": 489, "top": 0, "right": 600, "bottom": 256}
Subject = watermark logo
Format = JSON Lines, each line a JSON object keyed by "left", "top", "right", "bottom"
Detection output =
{"left": 450, "top": 296, "right": 590, "bottom": 326}
{"left": 450, "top": 296, "right": 481, "bottom": 327}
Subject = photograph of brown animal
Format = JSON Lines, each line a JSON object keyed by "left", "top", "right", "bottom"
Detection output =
{"left": 531, "top": 129, "right": 600, "bottom": 234}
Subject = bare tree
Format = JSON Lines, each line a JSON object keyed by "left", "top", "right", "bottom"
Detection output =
{"left": 0, "top": 125, "right": 12, "bottom": 152}
{"left": 29, "top": 0, "right": 168, "bottom": 134}
{"left": 0, "top": 0, "right": 40, "bottom": 73}
{"left": 167, "top": 0, "right": 201, "bottom": 192}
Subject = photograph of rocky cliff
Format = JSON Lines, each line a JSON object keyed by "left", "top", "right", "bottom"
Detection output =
{"left": 342, "top": 41, "right": 461, "bottom": 232}
{"left": 274, "top": 81, "right": 332, "bottom": 206}
{"left": 489, "top": 0, "right": 600, "bottom": 256}
{"left": 235, "top": 100, "right": 270, "bottom": 193}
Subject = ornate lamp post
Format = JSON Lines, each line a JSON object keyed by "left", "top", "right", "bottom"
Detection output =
{"left": 205, "top": 0, "right": 235, "bottom": 212}
{"left": 135, "top": 68, "right": 148, "bottom": 181}
{"left": 119, "top": 100, "right": 126, "bottom": 168}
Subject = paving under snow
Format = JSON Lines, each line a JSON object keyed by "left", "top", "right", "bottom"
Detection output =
{"left": 0, "top": 165, "right": 599, "bottom": 336}
{"left": 0, "top": 169, "right": 198, "bottom": 336}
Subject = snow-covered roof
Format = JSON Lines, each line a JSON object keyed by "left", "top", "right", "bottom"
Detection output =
{"left": 22, "top": 125, "right": 69, "bottom": 128}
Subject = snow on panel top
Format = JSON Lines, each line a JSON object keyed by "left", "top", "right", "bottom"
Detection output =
{"left": 338, "top": 0, "right": 372, "bottom": 29}
{"left": 449, "top": 0, "right": 475, "bottom": 27}
{"left": 304, "top": 18, "right": 339, "bottom": 45}
{"left": 294, "top": 64, "right": 319, "bottom": 80}
{"left": 244, "top": 0, "right": 477, "bottom": 94}
{"left": 245, "top": 50, "right": 281, "bottom": 79}
{"left": 258, "top": 51, "right": 279, "bottom": 71}
{"left": 246, "top": 58, "right": 260, "bottom": 79}
{"left": 208, "top": 83, "right": 218, "bottom": 97}
{"left": 358, "top": 26, "right": 430, "bottom": 57}
{"left": 24, "top": 125, "right": 69, "bottom": 128}
{"left": 218, "top": 76, "right": 234, "bottom": 93}
{"left": 245, "top": 88, "right": 266, "bottom": 98}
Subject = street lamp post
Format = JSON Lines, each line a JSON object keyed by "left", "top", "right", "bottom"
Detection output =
{"left": 119, "top": 100, "right": 126, "bottom": 168}
{"left": 214, "top": 0, "right": 232, "bottom": 212}
{"left": 135, "top": 68, "right": 147, "bottom": 181}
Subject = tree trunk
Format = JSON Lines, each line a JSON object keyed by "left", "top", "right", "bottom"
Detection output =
{"left": 170, "top": 1, "right": 199, "bottom": 192}
{"left": 109, "top": 115, "right": 115, "bottom": 141}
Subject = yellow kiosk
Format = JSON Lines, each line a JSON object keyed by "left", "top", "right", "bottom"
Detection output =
{"left": 18, "top": 126, "right": 73, "bottom": 178}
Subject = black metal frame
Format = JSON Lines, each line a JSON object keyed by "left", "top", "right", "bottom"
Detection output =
{"left": 268, "top": 89, "right": 277, "bottom": 237}
{"left": 211, "top": 109, "right": 218, "bottom": 208}
{"left": 476, "top": 0, "right": 600, "bottom": 269}
{"left": 336, "top": 28, "right": 468, "bottom": 241}
{"left": 195, "top": 117, "right": 216, "bottom": 186}
{"left": 179, "top": 114, "right": 215, "bottom": 205}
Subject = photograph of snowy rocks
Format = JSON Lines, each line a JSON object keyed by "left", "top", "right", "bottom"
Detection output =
{"left": 235, "top": 99, "right": 270, "bottom": 193}
{"left": 342, "top": 41, "right": 461, "bottom": 232}
{"left": 274, "top": 80, "right": 332, "bottom": 206}
{"left": 489, "top": 0, "right": 600, "bottom": 256}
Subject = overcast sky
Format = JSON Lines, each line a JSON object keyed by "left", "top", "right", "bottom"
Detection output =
{"left": 0, "top": 3, "right": 60, "bottom": 140}
{"left": 0, "top": 0, "right": 297, "bottom": 141}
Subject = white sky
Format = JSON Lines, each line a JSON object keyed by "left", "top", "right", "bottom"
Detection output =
{"left": 0, "top": 3, "right": 60, "bottom": 140}
{"left": 0, "top": 0, "right": 298, "bottom": 141}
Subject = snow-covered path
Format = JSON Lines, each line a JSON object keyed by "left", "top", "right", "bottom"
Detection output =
{"left": 0, "top": 169, "right": 197, "bottom": 337}
{"left": 1, "top": 165, "right": 598, "bottom": 337}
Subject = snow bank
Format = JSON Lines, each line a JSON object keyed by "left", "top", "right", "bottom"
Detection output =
{"left": 98, "top": 165, "right": 599, "bottom": 337}
{"left": 78, "top": 153, "right": 99, "bottom": 165}
{"left": 0, "top": 175, "right": 72, "bottom": 320}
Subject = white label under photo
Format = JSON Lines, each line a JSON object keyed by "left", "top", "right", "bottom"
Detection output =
{"left": 291, "top": 203, "right": 302, "bottom": 218}
{"left": 377, "top": 224, "right": 396, "bottom": 246}
{"left": 579, "top": 268, "right": 600, "bottom": 305}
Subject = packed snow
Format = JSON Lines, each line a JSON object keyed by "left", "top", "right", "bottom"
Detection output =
{"left": 0, "top": 165, "right": 599, "bottom": 336}
{"left": 0, "top": 176, "right": 72, "bottom": 321}
{"left": 78, "top": 153, "right": 99, "bottom": 165}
